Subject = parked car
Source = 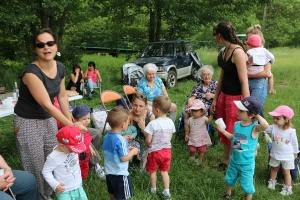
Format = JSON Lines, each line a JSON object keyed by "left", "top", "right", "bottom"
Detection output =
{"left": 130, "top": 40, "right": 203, "bottom": 88}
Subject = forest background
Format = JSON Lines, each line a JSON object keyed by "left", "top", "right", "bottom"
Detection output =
{"left": 0, "top": 0, "right": 300, "bottom": 89}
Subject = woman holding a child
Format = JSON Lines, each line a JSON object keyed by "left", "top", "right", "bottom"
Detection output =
{"left": 130, "top": 92, "right": 155, "bottom": 169}
{"left": 14, "top": 28, "right": 86, "bottom": 200}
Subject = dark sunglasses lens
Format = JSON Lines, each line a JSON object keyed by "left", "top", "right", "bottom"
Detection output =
{"left": 35, "top": 41, "right": 55, "bottom": 48}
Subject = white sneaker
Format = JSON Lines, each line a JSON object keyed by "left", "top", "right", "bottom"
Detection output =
{"left": 95, "top": 165, "right": 106, "bottom": 180}
{"left": 162, "top": 191, "right": 172, "bottom": 200}
{"left": 280, "top": 186, "right": 293, "bottom": 196}
{"left": 267, "top": 179, "right": 276, "bottom": 190}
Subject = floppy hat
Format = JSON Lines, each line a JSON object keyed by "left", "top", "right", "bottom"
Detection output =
{"left": 234, "top": 96, "right": 262, "bottom": 115}
{"left": 246, "top": 34, "right": 261, "bottom": 47}
{"left": 56, "top": 126, "right": 86, "bottom": 154}
{"left": 187, "top": 99, "right": 206, "bottom": 110}
{"left": 72, "top": 105, "right": 91, "bottom": 119}
{"left": 268, "top": 105, "right": 294, "bottom": 119}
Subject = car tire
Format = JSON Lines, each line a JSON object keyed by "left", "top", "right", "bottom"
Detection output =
{"left": 190, "top": 65, "right": 199, "bottom": 80}
{"left": 166, "top": 70, "right": 177, "bottom": 88}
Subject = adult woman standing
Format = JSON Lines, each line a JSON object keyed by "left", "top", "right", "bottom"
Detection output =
{"left": 84, "top": 61, "right": 102, "bottom": 100}
{"left": 130, "top": 91, "right": 155, "bottom": 169}
{"left": 183, "top": 65, "right": 218, "bottom": 132}
{"left": 66, "top": 64, "right": 84, "bottom": 95}
{"left": 246, "top": 24, "right": 271, "bottom": 117}
{"left": 210, "top": 21, "right": 249, "bottom": 170}
{"left": 14, "top": 28, "right": 86, "bottom": 200}
{"left": 137, "top": 63, "right": 177, "bottom": 123}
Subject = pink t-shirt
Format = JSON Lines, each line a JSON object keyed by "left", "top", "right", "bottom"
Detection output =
{"left": 188, "top": 116, "right": 212, "bottom": 147}
{"left": 87, "top": 71, "right": 97, "bottom": 83}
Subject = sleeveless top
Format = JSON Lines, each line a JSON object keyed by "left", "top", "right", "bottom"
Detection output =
{"left": 230, "top": 121, "right": 257, "bottom": 164}
{"left": 87, "top": 70, "right": 97, "bottom": 83}
{"left": 133, "top": 110, "right": 152, "bottom": 143}
{"left": 14, "top": 61, "right": 66, "bottom": 119}
{"left": 188, "top": 116, "right": 212, "bottom": 147}
{"left": 221, "top": 47, "right": 243, "bottom": 95}
{"left": 67, "top": 72, "right": 82, "bottom": 91}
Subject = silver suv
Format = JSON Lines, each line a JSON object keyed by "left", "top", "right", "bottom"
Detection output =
{"left": 132, "top": 40, "right": 203, "bottom": 88}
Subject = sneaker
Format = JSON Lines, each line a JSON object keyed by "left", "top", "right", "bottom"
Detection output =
{"left": 218, "top": 163, "right": 228, "bottom": 171}
{"left": 148, "top": 188, "right": 156, "bottom": 194}
{"left": 280, "top": 186, "right": 293, "bottom": 196}
{"left": 91, "top": 90, "right": 97, "bottom": 95}
{"left": 95, "top": 165, "right": 106, "bottom": 180}
{"left": 223, "top": 193, "right": 231, "bottom": 199}
{"left": 162, "top": 192, "right": 171, "bottom": 199}
{"left": 195, "top": 159, "right": 202, "bottom": 166}
{"left": 267, "top": 179, "right": 276, "bottom": 190}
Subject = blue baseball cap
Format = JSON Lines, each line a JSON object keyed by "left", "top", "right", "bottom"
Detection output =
{"left": 234, "top": 96, "right": 262, "bottom": 115}
{"left": 72, "top": 105, "right": 91, "bottom": 119}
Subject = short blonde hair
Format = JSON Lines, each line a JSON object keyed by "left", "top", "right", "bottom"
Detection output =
{"left": 152, "top": 96, "right": 171, "bottom": 114}
{"left": 246, "top": 24, "right": 265, "bottom": 46}
{"left": 107, "top": 106, "right": 129, "bottom": 128}
{"left": 143, "top": 63, "right": 157, "bottom": 74}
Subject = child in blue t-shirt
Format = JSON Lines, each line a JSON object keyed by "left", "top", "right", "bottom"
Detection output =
{"left": 102, "top": 106, "right": 138, "bottom": 200}
{"left": 216, "top": 96, "right": 269, "bottom": 200}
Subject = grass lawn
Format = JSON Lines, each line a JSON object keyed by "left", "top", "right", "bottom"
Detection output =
{"left": 0, "top": 47, "right": 300, "bottom": 199}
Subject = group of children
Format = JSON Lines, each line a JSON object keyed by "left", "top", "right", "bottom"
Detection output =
{"left": 41, "top": 91, "right": 297, "bottom": 199}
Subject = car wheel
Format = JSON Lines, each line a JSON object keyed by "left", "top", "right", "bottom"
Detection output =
{"left": 166, "top": 70, "right": 177, "bottom": 88}
{"left": 190, "top": 65, "right": 199, "bottom": 80}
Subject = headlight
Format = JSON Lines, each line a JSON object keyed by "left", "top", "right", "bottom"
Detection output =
{"left": 157, "top": 66, "right": 164, "bottom": 71}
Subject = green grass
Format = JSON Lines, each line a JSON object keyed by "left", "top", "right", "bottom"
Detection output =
{"left": 1, "top": 47, "right": 300, "bottom": 199}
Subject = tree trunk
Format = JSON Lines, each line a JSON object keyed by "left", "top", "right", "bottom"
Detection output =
{"left": 155, "top": 8, "right": 162, "bottom": 42}
{"left": 57, "top": 6, "right": 69, "bottom": 47}
{"left": 149, "top": 9, "right": 155, "bottom": 43}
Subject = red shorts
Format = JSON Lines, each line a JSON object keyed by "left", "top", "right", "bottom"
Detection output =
{"left": 216, "top": 92, "right": 242, "bottom": 146}
{"left": 189, "top": 145, "right": 206, "bottom": 153}
{"left": 146, "top": 148, "right": 171, "bottom": 173}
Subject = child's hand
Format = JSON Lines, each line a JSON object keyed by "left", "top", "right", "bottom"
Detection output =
{"left": 122, "top": 134, "right": 132, "bottom": 141}
{"left": 55, "top": 183, "right": 65, "bottom": 194}
{"left": 129, "top": 147, "right": 138, "bottom": 155}
{"left": 185, "top": 134, "right": 189, "bottom": 142}
{"left": 216, "top": 124, "right": 225, "bottom": 132}
{"left": 90, "top": 146, "right": 96, "bottom": 156}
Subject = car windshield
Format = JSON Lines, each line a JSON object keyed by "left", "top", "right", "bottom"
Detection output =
{"left": 140, "top": 43, "right": 174, "bottom": 57}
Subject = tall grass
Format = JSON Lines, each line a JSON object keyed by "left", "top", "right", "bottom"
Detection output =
{"left": 0, "top": 47, "right": 299, "bottom": 199}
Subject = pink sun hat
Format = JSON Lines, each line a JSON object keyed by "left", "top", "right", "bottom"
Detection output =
{"left": 268, "top": 105, "right": 294, "bottom": 119}
{"left": 187, "top": 99, "right": 206, "bottom": 110}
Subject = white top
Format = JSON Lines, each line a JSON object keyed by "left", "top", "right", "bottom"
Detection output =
{"left": 266, "top": 125, "right": 299, "bottom": 161}
{"left": 247, "top": 47, "right": 275, "bottom": 65}
{"left": 42, "top": 147, "right": 82, "bottom": 192}
{"left": 144, "top": 117, "right": 176, "bottom": 153}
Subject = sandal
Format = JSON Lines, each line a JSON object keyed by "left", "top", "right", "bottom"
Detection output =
{"left": 268, "top": 90, "right": 276, "bottom": 94}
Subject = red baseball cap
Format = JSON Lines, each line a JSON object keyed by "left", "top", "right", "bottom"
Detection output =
{"left": 56, "top": 126, "right": 86, "bottom": 154}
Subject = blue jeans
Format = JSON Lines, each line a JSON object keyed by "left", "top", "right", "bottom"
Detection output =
{"left": 0, "top": 170, "right": 40, "bottom": 200}
{"left": 249, "top": 78, "right": 267, "bottom": 116}
{"left": 85, "top": 79, "right": 97, "bottom": 98}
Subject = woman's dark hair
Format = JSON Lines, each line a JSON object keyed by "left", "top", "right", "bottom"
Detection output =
{"left": 72, "top": 64, "right": 81, "bottom": 74}
{"left": 88, "top": 61, "right": 96, "bottom": 69}
{"left": 213, "top": 21, "right": 244, "bottom": 50}
{"left": 32, "top": 28, "right": 56, "bottom": 48}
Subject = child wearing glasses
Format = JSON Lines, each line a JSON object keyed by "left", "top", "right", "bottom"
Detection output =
{"left": 42, "top": 126, "right": 88, "bottom": 200}
{"left": 216, "top": 96, "right": 269, "bottom": 200}
{"left": 185, "top": 99, "right": 213, "bottom": 164}
{"left": 266, "top": 105, "right": 298, "bottom": 196}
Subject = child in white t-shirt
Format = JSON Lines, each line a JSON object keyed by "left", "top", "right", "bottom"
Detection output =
{"left": 266, "top": 105, "right": 299, "bottom": 196}
{"left": 246, "top": 34, "right": 276, "bottom": 94}
{"left": 185, "top": 99, "right": 213, "bottom": 164}
{"left": 42, "top": 126, "right": 88, "bottom": 200}
{"left": 145, "top": 96, "right": 176, "bottom": 199}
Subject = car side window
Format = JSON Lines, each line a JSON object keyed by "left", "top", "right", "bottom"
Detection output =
{"left": 176, "top": 43, "right": 184, "bottom": 57}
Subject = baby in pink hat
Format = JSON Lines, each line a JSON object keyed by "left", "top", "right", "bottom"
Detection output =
{"left": 266, "top": 105, "right": 299, "bottom": 196}
{"left": 185, "top": 99, "right": 213, "bottom": 164}
{"left": 246, "top": 34, "right": 276, "bottom": 94}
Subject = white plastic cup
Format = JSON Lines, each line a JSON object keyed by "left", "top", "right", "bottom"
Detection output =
{"left": 216, "top": 118, "right": 226, "bottom": 129}
{"left": 13, "top": 93, "right": 17, "bottom": 101}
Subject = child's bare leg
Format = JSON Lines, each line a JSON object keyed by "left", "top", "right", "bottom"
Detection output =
{"left": 270, "top": 166, "right": 279, "bottom": 180}
{"left": 245, "top": 194, "right": 252, "bottom": 200}
{"left": 189, "top": 151, "right": 195, "bottom": 158}
{"left": 283, "top": 169, "right": 292, "bottom": 187}
{"left": 161, "top": 171, "right": 170, "bottom": 190}
{"left": 225, "top": 184, "right": 232, "bottom": 195}
{"left": 109, "top": 194, "right": 115, "bottom": 200}
{"left": 198, "top": 152, "right": 204, "bottom": 161}
{"left": 268, "top": 73, "right": 276, "bottom": 94}
{"left": 150, "top": 171, "right": 157, "bottom": 188}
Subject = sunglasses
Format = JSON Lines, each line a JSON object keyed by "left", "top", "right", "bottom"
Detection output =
{"left": 35, "top": 41, "right": 56, "bottom": 48}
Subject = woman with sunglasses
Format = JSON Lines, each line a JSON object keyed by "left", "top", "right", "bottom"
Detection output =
{"left": 210, "top": 21, "right": 249, "bottom": 172}
{"left": 130, "top": 91, "right": 155, "bottom": 170}
{"left": 83, "top": 61, "right": 102, "bottom": 100}
{"left": 13, "top": 28, "right": 86, "bottom": 200}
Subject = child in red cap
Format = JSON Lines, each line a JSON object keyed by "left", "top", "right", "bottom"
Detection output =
{"left": 246, "top": 34, "right": 276, "bottom": 94}
{"left": 42, "top": 126, "right": 88, "bottom": 200}
{"left": 185, "top": 99, "right": 213, "bottom": 164}
{"left": 266, "top": 105, "right": 299, "bottom": 196}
